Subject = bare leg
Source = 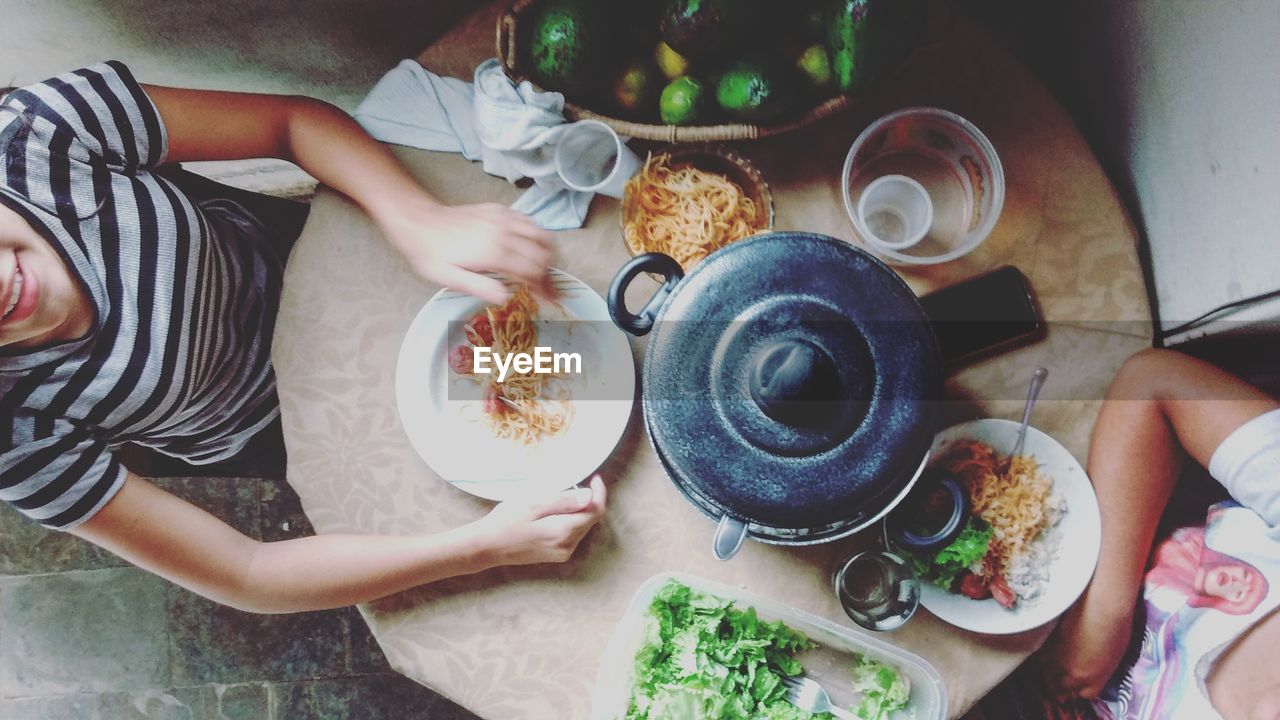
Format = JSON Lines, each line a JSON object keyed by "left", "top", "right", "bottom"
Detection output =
{"left": 1042, "top": 349, "right": 1278, "bottom": 698}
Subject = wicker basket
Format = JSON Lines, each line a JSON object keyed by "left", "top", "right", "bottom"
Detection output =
{"left": 496, "top": 0, "right": 856, "bottom": 142}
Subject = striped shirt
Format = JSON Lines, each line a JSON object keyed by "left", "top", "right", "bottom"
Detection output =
{"left": 0, "top": 62, "right": 284, "bottom": 529}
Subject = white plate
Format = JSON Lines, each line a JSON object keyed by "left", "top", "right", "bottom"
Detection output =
{"left": 916, "top": 418, "right": 1101, "bottom": 634}
{"left": 395, "top": 269, "right": 636, "bottom": 501}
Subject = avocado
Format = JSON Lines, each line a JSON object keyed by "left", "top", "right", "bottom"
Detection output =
{"left": 826, "top": 0, "right": 926, "bottom": 95}
{"left": 660, "top": 0, "right": 752, "bottom": 63}
{"left": 825, "top": 0, "right": 872, "bottom": 94}
{"left": 528, "top": 0, "right": 609, "bottom": 95}
{"left": 715, "top": 60, "right": 793, "bottom": 122}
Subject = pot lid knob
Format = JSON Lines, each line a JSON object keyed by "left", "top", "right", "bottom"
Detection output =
{"left": 749, "top": 338, "right": 841, "bottom": 428}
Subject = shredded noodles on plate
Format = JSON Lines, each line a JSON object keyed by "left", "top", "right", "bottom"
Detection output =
{"left": 943, "top": 440, "right": 1056, "bottom": 582}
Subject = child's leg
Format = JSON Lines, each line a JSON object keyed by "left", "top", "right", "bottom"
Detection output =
{"left": 1042, "top": 349, "right": 1278, "bottom": 699}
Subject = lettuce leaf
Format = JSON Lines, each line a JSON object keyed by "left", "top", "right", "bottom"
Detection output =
{"left": 625, "top": 581, "right": 913, "bottom": 720}
{"left": 904, "top": 520, "right": 992, "bottom": 589}
{"left": 850, "top": 654, "right": 912, "bottom": 720}
{"left": 626, "top": 581, "right": 813, "bottom": 720}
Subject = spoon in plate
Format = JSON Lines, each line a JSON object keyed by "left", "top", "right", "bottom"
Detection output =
{"left": 1009, "top": 367, "right": 1049, "bottom": 460}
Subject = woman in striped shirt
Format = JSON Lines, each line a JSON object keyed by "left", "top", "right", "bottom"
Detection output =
{"left": 0, "top": 63, "right": 606, "bottom": 613}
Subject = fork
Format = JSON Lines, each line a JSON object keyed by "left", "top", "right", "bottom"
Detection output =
{"left": 781, "top": 674, "right": 856, "bottom": 719}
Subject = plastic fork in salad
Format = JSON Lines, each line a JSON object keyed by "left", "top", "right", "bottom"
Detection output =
{"left": 781, "top": 674, "right": 856, "bottom": 719}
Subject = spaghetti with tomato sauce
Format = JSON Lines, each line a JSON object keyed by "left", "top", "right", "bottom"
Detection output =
{"left": 447, "top": 287, "right": 572, "bottom": 445}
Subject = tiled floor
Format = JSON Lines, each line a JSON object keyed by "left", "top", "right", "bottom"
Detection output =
{"left": 0, "top": 474, "right": 479, "bottom": 720}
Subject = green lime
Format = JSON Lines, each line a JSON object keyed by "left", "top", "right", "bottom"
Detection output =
{"left": 796, "top": 44, "right": 834, "bottom": 92}
{"left": 654, "top": 41, "right": 690, "bottom": 80}
{"left": 612, "top": 59, "right": 661, "bottom": 115}
{"left": 659, "top": 76, "right": 707, "bottom": 125}
{"left": 715, "top": 60, "right": 790, "bottom": 122}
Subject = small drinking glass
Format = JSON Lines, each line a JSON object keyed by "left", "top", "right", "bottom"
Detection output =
{"left": 857, "top": 174, "right": 933, "bottom": 251}
{"left": 833, "top": 550, "right": 921, "bottom": 632}
{"left": 553, "top": 119, "right": 642, "bottom": 198}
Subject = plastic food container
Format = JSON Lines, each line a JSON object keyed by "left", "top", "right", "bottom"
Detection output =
{"left": 842, "top": 107, "right": 1004, "bottom": 266}
{"left": 591, "top": 571, "right": 947, "bottom": 720}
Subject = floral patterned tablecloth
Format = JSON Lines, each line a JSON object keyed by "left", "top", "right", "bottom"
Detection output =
{"left": 272, "top": 2, "right": 1151, "bottom": 718}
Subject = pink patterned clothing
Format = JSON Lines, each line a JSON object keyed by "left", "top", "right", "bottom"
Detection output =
{"left": 1094, "top": 409, "right": 1280, "bottom": 720}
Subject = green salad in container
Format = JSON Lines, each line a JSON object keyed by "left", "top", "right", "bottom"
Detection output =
{"left": 624, "top": 580, "right": 912, "bottom": 720}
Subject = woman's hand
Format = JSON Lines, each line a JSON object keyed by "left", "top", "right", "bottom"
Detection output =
{"left": 465, "top": 475, "right": 607, "bottom": 567}
{"left": 1041, "top": 585, "right": 1136, "bottom": 699}
{"left": 76, "top": 472, "right": 608, "bottom": 613}
{"left": 375, "top": 198, "right": 555, "bottom": 305}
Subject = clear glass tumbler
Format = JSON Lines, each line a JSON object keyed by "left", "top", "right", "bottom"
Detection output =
{"left": 833, "top": 550, "right": 921, "bottom": 632}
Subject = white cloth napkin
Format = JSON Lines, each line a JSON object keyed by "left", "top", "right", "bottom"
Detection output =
{"left": 354, "top": 58, "right": 592, "bottom": 230}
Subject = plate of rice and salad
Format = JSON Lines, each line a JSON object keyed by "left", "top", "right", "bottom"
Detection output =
{"left": 898, "top": 418, "right": 1102, "bottom": 635}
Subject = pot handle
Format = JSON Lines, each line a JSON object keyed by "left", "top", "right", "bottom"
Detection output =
{"left": 607, "top": 253, "right": 684, "bottom": 337}
{"left": 712, "top": 515, "right": 748, "bottom": 561}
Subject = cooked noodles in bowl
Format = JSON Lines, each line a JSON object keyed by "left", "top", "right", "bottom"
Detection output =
{"left": 621, "top": 149, "right": 772, "bottom": 273}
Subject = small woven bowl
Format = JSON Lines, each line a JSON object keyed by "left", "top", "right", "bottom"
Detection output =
{"left": 620, "top": 145, "right": 775, "bottom": 272}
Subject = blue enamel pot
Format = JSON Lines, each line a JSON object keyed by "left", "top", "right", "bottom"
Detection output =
{"left": 607, "top": 232, "right": 942, "bottom": 560}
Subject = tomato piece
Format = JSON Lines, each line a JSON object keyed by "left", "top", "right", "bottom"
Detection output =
{"left": 990, "top": 575, "right": 1017, "bottom": 609}
{"left": 465, "top": 315, "right": 493, "bottom": 347}
{"left": 956, "top": 571, "right": 992, "bottom": 600}
{"left": 483, "top": 385, "right": 507, "bottom": 416}
{"left": 448, "top": 345, "right": 474, "bottom": 374}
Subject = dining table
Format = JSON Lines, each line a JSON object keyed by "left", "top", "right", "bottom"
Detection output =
{"left": 271, "top": 1, "right": 1154, "bottom": 717}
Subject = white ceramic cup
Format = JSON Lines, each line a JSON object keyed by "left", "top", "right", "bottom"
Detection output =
{"left": 554, "top": 119, "right": 642, "bottom": 198}
{"left": 857, "top": 174, "right": 934, "bottom": 250}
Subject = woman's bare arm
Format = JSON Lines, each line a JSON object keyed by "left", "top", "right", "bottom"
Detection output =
{"left": 71, "top": 472, "right": 606, "bottom": 614}
{"left": 1044, "top": 349, "right": 1278, "bottom": 698}
{"left": 142, "top": 84, "right": 553, "bottom": 304}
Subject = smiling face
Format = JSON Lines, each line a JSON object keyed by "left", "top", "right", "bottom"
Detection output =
{"left": 0, "top": 202, "right": 93, "bottom": 350}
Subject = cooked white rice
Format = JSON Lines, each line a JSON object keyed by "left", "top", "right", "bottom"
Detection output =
{"left": 1005, "top": 488, "right": 1067, "bottom": 603}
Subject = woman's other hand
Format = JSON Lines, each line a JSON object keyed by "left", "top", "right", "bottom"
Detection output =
{"left": 1041, "top": 586, "right": 1136, "bottom": 700}
{"left": 466, "top": 474, "right": 607, "bottom": 567}
{"left": 376, "top": 199, "right": 555, "bottom": 305}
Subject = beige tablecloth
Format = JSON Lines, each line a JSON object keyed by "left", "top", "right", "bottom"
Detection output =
{"left": 272, "top": 2, "right": 1151, "bottom": 718}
